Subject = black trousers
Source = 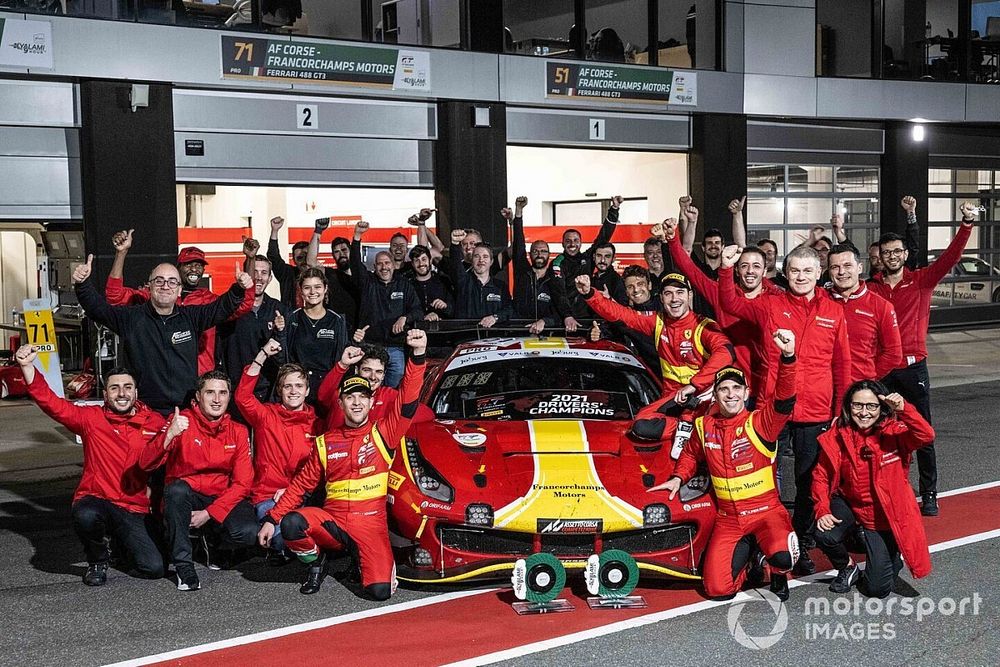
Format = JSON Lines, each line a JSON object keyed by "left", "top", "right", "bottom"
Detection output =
{"left": 814, "top": 495, "right": 903, "bottom": 599}
{"left": 884, "top": 358, "right": 936, "bottom": 494}
{"left": 785, "top": 421, "right": 828, "bottom": 544}
{"left": 71, "top": 495, "right": 164, "bottom": 579}
{"left": 162, "top": 480, "right": 257, "bottom": 567}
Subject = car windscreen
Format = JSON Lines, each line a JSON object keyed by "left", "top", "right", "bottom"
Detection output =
{"left": 429, "top": 357, "right": 661, "bottom": 421}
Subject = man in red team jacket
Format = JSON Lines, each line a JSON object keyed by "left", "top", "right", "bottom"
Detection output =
{"left": 104, "top": 230, "right": 254, "bottom": 374}
{"left": 717, "top": 244, "right": 851, "bottom": 575}
{"left": 868, "top": 199, "right": 977, "bottom": 516}
{"left": 575, "top": 272, "right": 736, "bottom": 446}
{"left": 826, "top": 243, "right": 902, "bottom": 382}
{"left": 140, "top": 370, "right": 256, "bottom": 591}
{"left": 258, "top": 329, "right": 427, "bottom": 601}
{"left": 317, "top": 344, "right": 435, "bottom": 429}
{"left": 17, "top": 345, "right": 165, "bottom": 586}
{"left": 651, "top": 329, "right": 799, "bottom": 601}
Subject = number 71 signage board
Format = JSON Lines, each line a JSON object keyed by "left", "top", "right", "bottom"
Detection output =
{"left": 219, "top": 35, "right": 430, "bottom": 91}
{"left": 22, "top": 298, "right": 64, "bottom": 397}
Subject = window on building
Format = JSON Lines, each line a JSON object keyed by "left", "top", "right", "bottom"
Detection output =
{"left": 927, "top": 167, "right": 1000, "bottom": 308}
{"left": 746, "top": 164, "right": 880, "bottom": 271}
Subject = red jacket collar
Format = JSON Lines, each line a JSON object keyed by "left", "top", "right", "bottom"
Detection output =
{"left": 186, "top": 403, "right": 232, "bottom": 436}
{"left": 829, "top": 281, "right": 870, "bottom": 302}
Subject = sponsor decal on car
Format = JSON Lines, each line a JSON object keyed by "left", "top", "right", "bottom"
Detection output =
{"left": 682, "top": 501, "right": 712, "bottom": 512}
{"left": 537, "top": 518, "right": 604, "bottom": 534}
{"left": 452, "top": 432, "right": 487, "bottom": 447}
{"left": 419, "top": 500, "right": 452, "bottom": 512}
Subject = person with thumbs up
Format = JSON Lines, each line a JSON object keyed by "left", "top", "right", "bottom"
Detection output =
{"left": 102, "top": 231, "right": 256, "bottom": 375}
{"left": 140, "top": 370, "right": 256, "bottom": 592}
{"left": 215, "top": 252, "right": 291, "bottom": 412}
{"left": 74, "top": 255, "right": 251, "bottom": 416}
{"left": 15, "top": 344, "right": 166, "bottom": 586}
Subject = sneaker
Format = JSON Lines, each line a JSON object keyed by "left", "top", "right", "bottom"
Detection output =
{"left": 829, "top": 562, "right": 860, "bottom": 593}
{"left": 769, "top": 573, "right": 789, "bottom": 602}
{"left": 83, "top": 562, "right": 109, "bottom": 587}
{"left": 299, "top": 553, "right": 327, "bottom": 595}
{"left": 792, "top": 550, "right": 816, "bottom": 576}
{"left": 746, "top": 548, "right": 767, "bottom": 588}
{"left": 921, "top": 493, "right": 939, "bottom": 517}
{"left": 266, "top": 550, "right": 294, "bottom": 567}
{"left": 175, "top": 565, "right": 201, "bottom": 592}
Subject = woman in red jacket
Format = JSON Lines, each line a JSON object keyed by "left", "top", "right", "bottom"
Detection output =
{"left": 812, "top": 379, "right": 935, "bottom": 598}
{"left": 237, "top": 339, "right": 321, "bottom": 563}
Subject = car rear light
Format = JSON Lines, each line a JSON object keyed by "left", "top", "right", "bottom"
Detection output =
{"left": 643, "top": 503, "right": 670, "bottom": 527}
{"left": 465, "top": 503, "right": 494, "bottom": 527}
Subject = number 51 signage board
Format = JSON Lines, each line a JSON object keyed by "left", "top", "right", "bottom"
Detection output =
{"left": 23, "top": 298, "right": 64, "bottom": 396}
{"left": 546, "top": 62, "right": 696, "bottom": 106}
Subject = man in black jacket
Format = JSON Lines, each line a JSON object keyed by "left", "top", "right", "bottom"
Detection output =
{"left": 73, "top": 255, "right": 250, "bottom": 416}
{"left": 504, "top": 196, "right": 569, "bottom": 335}
{"left": 408, "top": 245, "right": 453, "bottom": 322}
{"left": 350, "top": 220, "right": 423, "bottom": 388}
{"left": 448, "top": 230, "right": 512, "bottom": 328}
{"left": 216, "top": 252, "right": 289, "bottom": 409}
{"left": 552, "top": 195, "right": 622, "bottom": 331}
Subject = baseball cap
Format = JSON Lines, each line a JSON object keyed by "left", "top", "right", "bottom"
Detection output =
{"left": 660, "top": 272, "right": 691, "bottom": 291}
{"left": 339, "top": 374, "right": 373, "bottom": 397}
{"left": 177, "top": 247, "right": 209, "bottom": 265}
{"left": 714, "top": 366, "right": 747, "bottom": 388}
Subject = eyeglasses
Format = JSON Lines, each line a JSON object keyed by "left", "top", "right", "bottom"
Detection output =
{"left": 859, "top": 445, "right": 874, "bottom": 461}
{"left": 151, "top": 277, "right": 182, "bottom": 288}
{"left": 880, "top": 248, "right": 906, "bottom": 257}
{"left": 850, "top": 401, "right": 880, "bottom": 412}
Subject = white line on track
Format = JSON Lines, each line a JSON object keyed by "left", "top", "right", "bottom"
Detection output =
{"left": 108, "top": 480, "right": 1000, "bottom": 667}
{"left": 442, "top": 524, "right": 1000, "bottom": 667}
{"left": 102, "top": 588, "right": 497, "bottom": 667}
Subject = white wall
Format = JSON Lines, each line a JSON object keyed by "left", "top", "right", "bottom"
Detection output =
{"left": 506, "top": 145, "right": 688, "bottom": 230}
{"left": 0, "top": 231, "right": 38, "bottom": 347}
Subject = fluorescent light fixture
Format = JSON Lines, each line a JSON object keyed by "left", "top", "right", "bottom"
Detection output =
{"left": 912, "top": 124, "right": 925, "bottom": 142}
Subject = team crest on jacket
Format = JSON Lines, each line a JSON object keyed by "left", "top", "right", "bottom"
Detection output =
{"left": 171, "top": 330, "right": 193, "bottom": 345}
{"left": 684, "top": 329, "right": 692, "bottom": 339}
{"left": 358, "top": 441, "right": 376, "bottom": 465}
{"left": 730, "top": 437, "right": 751, "bottom": 461}
{"left": 317, "top": 329, "right": 338, "bottom": 339}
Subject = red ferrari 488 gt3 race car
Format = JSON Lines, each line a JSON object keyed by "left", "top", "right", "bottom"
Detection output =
{"left": 389, "top": 337, "right": 715, "bottom": 591}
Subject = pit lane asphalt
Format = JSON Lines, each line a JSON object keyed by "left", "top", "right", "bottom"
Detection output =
{"left": 2, "top": 329, "right": 1000, "bottom": 667}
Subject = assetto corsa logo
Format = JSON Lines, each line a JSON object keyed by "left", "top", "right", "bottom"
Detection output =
{"left": 727, "top": 588, "right": 788, "bottom": 650}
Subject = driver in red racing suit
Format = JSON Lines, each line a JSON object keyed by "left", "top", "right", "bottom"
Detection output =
{"left": 651, "top": 328, "right": 799, "bottom": 601}
{"left": 257, "top": 329, "right": 427, "bottom": 601}
{"left": 576, "top": 272, "right": 736, "bottom": 447}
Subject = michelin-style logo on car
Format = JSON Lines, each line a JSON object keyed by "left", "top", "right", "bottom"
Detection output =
{"left": 727, "top": 588, "right": 788, "bottom": 650}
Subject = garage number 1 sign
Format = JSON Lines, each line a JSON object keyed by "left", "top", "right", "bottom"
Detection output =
{"left": 22, "top": 298, "right": 64, "bottom": 397}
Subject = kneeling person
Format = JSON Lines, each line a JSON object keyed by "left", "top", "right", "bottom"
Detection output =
{"left": 140, "top": 371, "right": 256, "bottom": 591}
{"left": 651, "top": 329, "right": 799, "bottom": 601}
{"left": 16, "top": 345, "right": 165, "bottom": 586}
{"left": 257, "top": 329, "right": 428, "bottom": 601}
